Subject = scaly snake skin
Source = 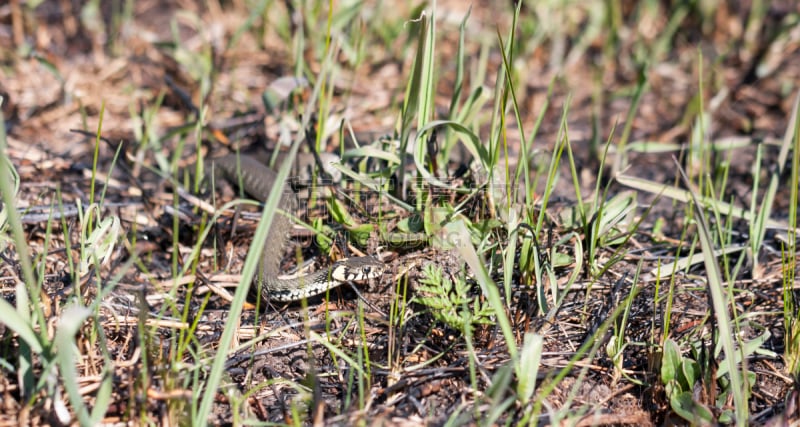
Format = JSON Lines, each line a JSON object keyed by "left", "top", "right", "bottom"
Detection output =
{"left": 208, "top": 154, "right": 383, "bottom": 302}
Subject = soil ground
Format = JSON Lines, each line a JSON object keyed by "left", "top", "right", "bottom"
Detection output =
{"left": 0, "top": 1, "right": 799, "bottom": 425}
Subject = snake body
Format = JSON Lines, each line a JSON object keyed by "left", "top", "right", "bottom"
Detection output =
{"left": 208, "top": 154, "right": 383, "bottom": 302}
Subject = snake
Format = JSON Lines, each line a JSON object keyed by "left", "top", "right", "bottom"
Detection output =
{"left": 206, "top": 153, "right": 384, "bottom": 302}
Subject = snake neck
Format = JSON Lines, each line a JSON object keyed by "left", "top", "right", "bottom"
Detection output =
{"left": 206, "top": 154, "right": 302, "bottom": 294}
{"left": 258, "top": 195, "right": 299, "bottom": 292}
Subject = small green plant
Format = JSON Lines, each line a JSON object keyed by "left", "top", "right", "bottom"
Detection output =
{"left": 327, "top": 196, "right": 375, "bottom": 248}
{"left": 661, "top": 338, "right": 716, "bottom": 424}
{"left": 605, "top": 262, "right": 644, "bottom": 385}
{"left": 661, "top": 331, "right": 772, "bottom": 426}
{"left": 413, "top": 264, "right": 494, "bottom": 332}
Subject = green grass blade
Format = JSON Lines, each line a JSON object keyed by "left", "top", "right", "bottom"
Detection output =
{"left": 0, "top": 293, "right": 43, "bottom": 353}
{"left": 54, "top": 305, "right": 93, "bottom": 425}
{"left": 676, "top": 159, "right": 748, "bottom": 426}
{"left": 750, "top": 91, "right": 800, "bottom": 260}
{"left": 616, "top": 174, "right": 794, "bottom": 232}
{"left": 452, "top": 219, "right": 518, "bottom": 362}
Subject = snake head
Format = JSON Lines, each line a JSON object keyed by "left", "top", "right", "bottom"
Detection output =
{"left": 330, "top": 257, "right": 385, "bottom": 282}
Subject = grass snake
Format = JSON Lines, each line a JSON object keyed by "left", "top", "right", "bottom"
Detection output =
{"left": 207, "top": 154, "right": 384, "bottom": 302}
